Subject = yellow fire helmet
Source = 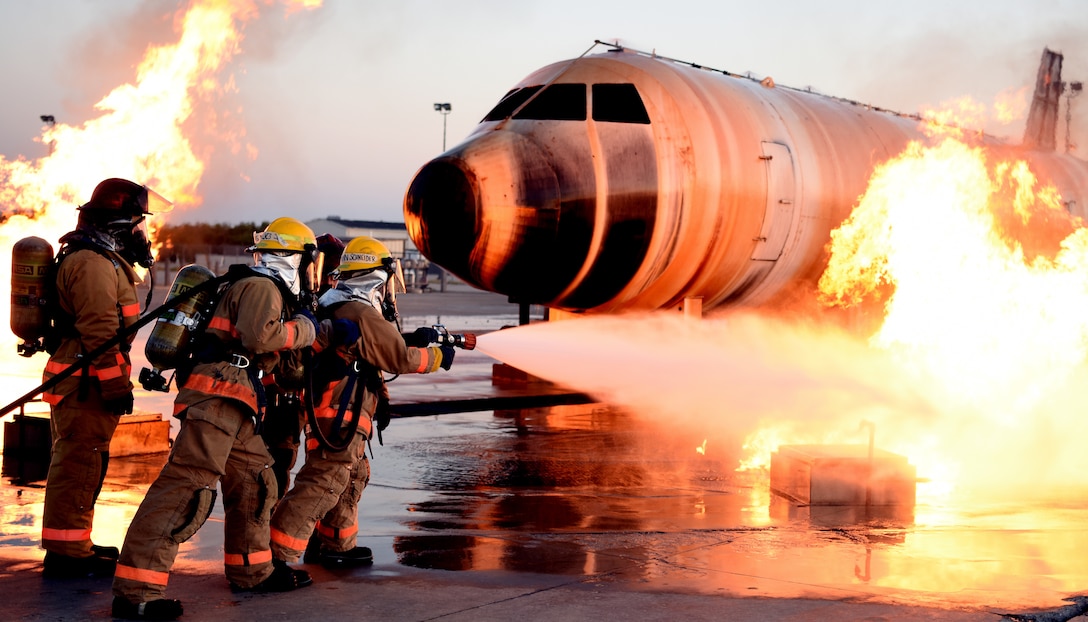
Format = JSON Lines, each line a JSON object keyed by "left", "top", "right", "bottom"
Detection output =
{"left": 337, "top": 236, "right": 392, "bottom": 275}
{"left": 248, "top": 217, "right": 317, "bottom": 254}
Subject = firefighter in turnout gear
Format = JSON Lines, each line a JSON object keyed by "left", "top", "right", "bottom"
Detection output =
{"left": 269, "top": 236, "right": 456, "bottom": 569}
{"left": 262, "top": 233, "right": 346, "bottom": 498}
{"left": 112, "top": 217, "right": 320, "bottom": 621}
{"left": 41, "top": 178, "right": 171, "bottom": 580}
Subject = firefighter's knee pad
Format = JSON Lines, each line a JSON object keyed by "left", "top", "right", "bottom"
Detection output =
{"left": 171, "top": 487, "right": 217, "bottom": 543}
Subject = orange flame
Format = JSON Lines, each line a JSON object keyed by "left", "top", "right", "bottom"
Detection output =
{"left": 993, "top": 87, "right": 1030, "bottom": 126}
{"left": 819, "top": 137, "right": 1083, "bottom": 405}
{"left": 0, "top": 0, "right": 321, "bottom": 399}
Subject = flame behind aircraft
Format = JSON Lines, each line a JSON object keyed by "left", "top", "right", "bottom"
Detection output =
{"left": 403, "top": 42, "right": 1088, "bottom": 314}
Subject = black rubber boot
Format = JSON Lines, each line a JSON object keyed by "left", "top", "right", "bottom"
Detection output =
{"left": 111, "top": 596, "right": 184, "bottom": 620}
{"left": 91, "top": 544, "right": 119, "bottom": 560}
{"left": 231, "top": 558, "right": 312, "bottom": 593}
{"left": 42, "top": 550, "right": 116, "bottom": 579}
{"left": 315, "top": 546, "right": 373, "bottom": 569}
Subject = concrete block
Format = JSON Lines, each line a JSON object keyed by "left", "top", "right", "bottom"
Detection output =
{"left": 110, "top": 413, "right": 171, "bottom": 457}
{"left": 3, "top": 413, "right": 50, "bottom": 460}
{"left": 492, "top": 363, "right": 551, "bottom": 386}
{"left": 769, "top": 444, "right": 916, "bottom": 506}
{"left": 2, "top": 411, "right": 170, "bottom": 459}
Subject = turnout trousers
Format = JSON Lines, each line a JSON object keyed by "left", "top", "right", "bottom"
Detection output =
{"left": 269, "top": 429, "right": 370, "bottom": 560}
{"left": 42, "top": 395, "right": 121, "bottom": 557}
{"left": 113, "top": 399, "right": 279, "bottom": 602}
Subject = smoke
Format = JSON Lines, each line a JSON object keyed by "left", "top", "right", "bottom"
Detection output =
{"left": 57, "top": 3, "right": 177, "bottom": 133}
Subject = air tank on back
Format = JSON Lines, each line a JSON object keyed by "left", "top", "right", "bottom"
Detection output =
{"left": 140, "top": 264, "right": 217, "bottom": 392}
{"left": 10, "top": 236, "right": 55, "bottom": 356}
{"left": 404, "top": 44, "right": 1088, "bottom": 314}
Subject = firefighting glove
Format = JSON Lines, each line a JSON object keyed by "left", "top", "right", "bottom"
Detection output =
{"left": 294, "top": 308, "right": 319, "bottom": 333}
{"left": 404, "top": 326, "right": 440, "bottom": 347}
{"left": 439, "top": 346, "right": 455, "bottom": 371}
{"left": 374, "top": 394, "right": 391, "bottom": 433}
{"left": 331, "top": 318, "right": 361, "bottom": 346}
{"left": 104, "top": 392, "right": 134, "bottom": 415}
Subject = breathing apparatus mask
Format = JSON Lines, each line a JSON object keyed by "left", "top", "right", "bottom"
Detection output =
{"left": 321, "top": 265, "right": 404, "bottom": 323}
{"left": 336, "top": 267, "right": 397, "bottom": 320}
{"left": 253, "top": 251, "right": 305, "bottom": 296}
{"left": 251, "top": 248, "right": 322, "bottom": 299}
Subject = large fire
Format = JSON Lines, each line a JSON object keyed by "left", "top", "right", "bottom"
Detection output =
{"left": 810, "top": 108, "right": 1088, "bottom": 498}
{"left": 819, "top": 138, "right": 1087, "bottom": 411}
{"left": 0, "top": 0, "right": 321, "bottom": 399}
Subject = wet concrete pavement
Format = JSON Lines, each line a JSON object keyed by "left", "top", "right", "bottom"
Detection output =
{"left": 2, "top": 285, "right": 1087, "bottom": 621}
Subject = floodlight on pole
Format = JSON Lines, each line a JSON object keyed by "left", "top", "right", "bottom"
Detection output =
{"left": 1066, "top": 81, "right": 1083, "bottom": 154}
{"left": 433, "top": 102, "right": 451, "bottom": 151}
{"left": 40, "top": 115, "right": 56, "bottom": 155}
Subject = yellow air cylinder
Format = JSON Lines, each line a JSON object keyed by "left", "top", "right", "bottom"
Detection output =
{"left": 10, "top": 236, "right": 55, "bottom": 355}
{"left": 141, "top": 264, "right": 217, "bottom": 391}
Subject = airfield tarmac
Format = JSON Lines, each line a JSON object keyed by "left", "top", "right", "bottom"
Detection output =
{"left": 1, "top": 284, "right": 1087, "bottom": 621}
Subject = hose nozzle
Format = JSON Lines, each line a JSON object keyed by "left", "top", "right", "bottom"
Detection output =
{"left": 433, "top": 324, "right": 476, "bottom": 350}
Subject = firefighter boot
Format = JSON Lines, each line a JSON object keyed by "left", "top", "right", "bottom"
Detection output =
{"left": 313, "top": 546, "right": 374, "bottom": 569}
{"left": 42, "top": 550, "right": 117, "bottom": 579}
{"left": 91, "top": 544, "right": 119, "bottom": 560}
{"left": 231, "top": 558, "right": 313, "bottom": 593}
{"left": 111, "top": 596, "right": 184, "bottom": 621}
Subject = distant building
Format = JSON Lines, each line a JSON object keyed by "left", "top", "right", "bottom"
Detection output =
{"left": 304, "top": 216, "right": 418, "bottom": 258}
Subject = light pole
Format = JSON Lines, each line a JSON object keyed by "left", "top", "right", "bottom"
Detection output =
{"left": 433, "top": 102, "right": 451, "bottom": 151}
{"left": 1065, "top": 81, "right": 1083, "bottom": 154}
{"left": 40, "top": 115, "right": 56, "bottom": 155}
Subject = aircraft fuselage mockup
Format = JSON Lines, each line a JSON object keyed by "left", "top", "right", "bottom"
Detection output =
{"left": 403, "top": 43, "right": 1088, "bottom": 314}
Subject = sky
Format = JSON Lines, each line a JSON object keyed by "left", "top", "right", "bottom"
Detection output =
{"left": 0, "top": 0, "right": 1085, "bottom": 226}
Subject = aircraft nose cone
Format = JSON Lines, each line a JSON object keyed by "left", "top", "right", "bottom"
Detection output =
{"left": 404, "top": 129, "right": 577, "bottom": 303}
{"left": 404, "top": 157, "right": 480, "bottom": 287}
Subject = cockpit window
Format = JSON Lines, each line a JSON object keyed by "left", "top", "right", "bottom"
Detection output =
{"left": 482, "top": 84, "right": 586, "bottom": 121}
{"left": 592, "top": 83, "right": 650, "bottom": 124}
{"left": 481, "top": 82, "right": 650, "bottom": 124}
{"left": 513, "top": 84, "right": 587, "bottom": 121}
{"left": 482, "top": 86, "right": 543, "bottom": 121}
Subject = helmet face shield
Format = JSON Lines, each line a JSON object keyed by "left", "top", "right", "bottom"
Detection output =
{"left": 383, "top": 257, "right": 405, "bottom": 321}
{"left": 145, "top": 187, "right": 173, "bottom": 214}
{"left": 82, "top": 178, "right": 171, "bottom": 217}
{"left": 299, "top": 245, "right": 322, "bottom": 297}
